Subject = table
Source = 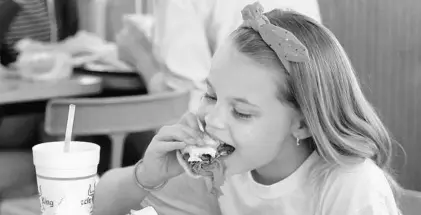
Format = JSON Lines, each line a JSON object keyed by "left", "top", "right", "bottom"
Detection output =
{"left": 0, "top": 75, "right": 103, "bottom": 105}
{"left": 0, "top": 196, "right": 40, "bottom": 215}
{"left": 73, "top": 67, "right": 146, "bottom": 92}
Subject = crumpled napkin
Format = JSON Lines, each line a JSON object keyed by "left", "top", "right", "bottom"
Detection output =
{"left": 15, "top": 50, "right": 72, "bottom": 81}
{"left": 14, "top": 31, "right": 133, "bottom": 74}
{"left": 128, "top": 206, "right": 158, "bottom": 215}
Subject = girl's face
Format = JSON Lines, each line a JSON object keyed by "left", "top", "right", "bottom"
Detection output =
{"left": 197, "top": 41, "right": 299, "bottom": 176}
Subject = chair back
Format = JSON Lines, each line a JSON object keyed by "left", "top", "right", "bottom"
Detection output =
{"left": 44, "top": 90, "right": 190, "bottom": 168}
{"left": 45, "top": 90, "right": 189, "bottom": 135}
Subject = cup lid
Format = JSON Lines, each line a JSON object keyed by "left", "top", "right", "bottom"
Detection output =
{"left": 32, "top": 141, "right": 100, "bottom": 169}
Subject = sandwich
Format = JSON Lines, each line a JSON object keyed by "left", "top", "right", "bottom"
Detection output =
{"left": 176, "top": 133, "right": 235, "bottom": 179}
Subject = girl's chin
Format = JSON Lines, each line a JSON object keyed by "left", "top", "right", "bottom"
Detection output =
{"left": 224, "top": 167, "right": 249, "bottom": 177}
{"left": 222, "top": 158, "right": 246, "bottom": 176}
{"left": 224, "top": 158, "right": 261, "bottom": 177}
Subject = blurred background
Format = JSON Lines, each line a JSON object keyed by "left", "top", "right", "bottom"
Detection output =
{"left": 0, "top": 0, "right": 420, "bottom": 213}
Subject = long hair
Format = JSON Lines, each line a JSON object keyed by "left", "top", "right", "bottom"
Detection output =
{"left": 231, "top": 9, "right": 402, "bottom": 212}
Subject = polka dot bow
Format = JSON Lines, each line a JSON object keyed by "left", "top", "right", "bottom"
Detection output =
{"left": 241, "top": 2, "right": 310, "bottom": 73}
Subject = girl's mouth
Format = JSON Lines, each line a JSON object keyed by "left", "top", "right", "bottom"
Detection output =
{"left": 204, "top": 133, "right": 236, "bottom": 158}
{"left": 182, "top": 134, "right": 235, "bottom": 164}
{"left": 216, "top": 142, "right": 236, "bottom": 158}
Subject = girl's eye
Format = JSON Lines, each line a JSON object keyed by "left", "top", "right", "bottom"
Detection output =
{"left": 203, "top": 93, "right": 217, "bottom": 102}
{"left": 232, "top": 109, "right": 252, "bottom": 119}
{"left": 202, "top": 93, "right": 253, "bottom": 120}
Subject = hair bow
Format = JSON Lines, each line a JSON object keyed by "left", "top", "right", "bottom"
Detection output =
{"left": 241, "top": 2, "right": 310, "bottom": 73}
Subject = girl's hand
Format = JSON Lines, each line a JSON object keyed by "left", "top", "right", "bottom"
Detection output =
{"left": 138, "top": 112, "right": 205, "bottom": 187}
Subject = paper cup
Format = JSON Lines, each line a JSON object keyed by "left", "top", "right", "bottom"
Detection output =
{"left": 32, "top": 141, "right": 100, "bottom": 215}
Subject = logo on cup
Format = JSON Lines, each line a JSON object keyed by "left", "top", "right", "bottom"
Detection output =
{"left": 81, "top": 184, "right": 95, "bottom": 206}
{"left": 38, "top": 186, "right": 55, "bottom": 209}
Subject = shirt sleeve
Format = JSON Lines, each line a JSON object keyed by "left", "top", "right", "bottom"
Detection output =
{"left": 318, "top": 161, "right": 400, "bottom": 215}
{"left": 152, "top": 0, "right": 212, "bottom": 84}
{"left": 321, "top": 185, "right": 400, "bottom": 215}
{"left": 0, "top": 0, "right": 21, "bottom": 50}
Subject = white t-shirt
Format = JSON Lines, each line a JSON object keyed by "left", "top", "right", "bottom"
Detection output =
{"left": 141, "top": 151, "right": 400, "bottom": 215}
{"left": 151, "top": 0, "right": 322, "bottom": 112}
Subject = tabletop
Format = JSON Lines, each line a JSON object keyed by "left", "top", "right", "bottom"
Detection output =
{"left": 74, "top": 67, "right": 146, "bottom": 92}
{"left": 0, "top": 75, "right": 103, "bottom": 105}
{"left": 0, "top": 196, "right": 40, "bottom": 215}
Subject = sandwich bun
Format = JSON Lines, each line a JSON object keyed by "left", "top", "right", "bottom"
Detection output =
{"left": 176, "top": 150, "right": 203, "bottom": 179}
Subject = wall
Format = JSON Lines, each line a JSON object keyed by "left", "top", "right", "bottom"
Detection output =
{"left": 319, "top": 0, "right": 421, "bottom": 190}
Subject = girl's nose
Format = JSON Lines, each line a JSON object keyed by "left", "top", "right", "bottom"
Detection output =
{"left": 204, "top": 111, "right": 226, "bottom": 130}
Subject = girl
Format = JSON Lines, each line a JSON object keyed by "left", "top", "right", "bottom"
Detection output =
{"left": 94, "top": 2, "right": 401, "bottom": 215}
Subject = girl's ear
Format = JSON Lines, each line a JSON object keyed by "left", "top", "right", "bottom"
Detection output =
{"left": 291, "top": 113, "right": 312, "bottom": 140}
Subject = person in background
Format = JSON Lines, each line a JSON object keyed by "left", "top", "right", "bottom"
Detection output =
{"left": 117, "top": 0, "right": 322, "bottom": 112}
{"left": 0, "top": 0, "right": 78, "bottom": 65}
{"left": 0, "top": 0, "right": 78, "bottom": 199}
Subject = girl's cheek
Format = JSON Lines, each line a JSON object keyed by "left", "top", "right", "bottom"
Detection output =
{"left": 230, "top": 126, "right": 254, "bottom": 150}
{"left": 233, "top": 126, "right": 254, "bottom": 142}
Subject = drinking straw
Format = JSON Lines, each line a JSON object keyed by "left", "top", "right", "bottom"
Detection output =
{"left": 64, "top": 104, "right": 76, "bottom": 152}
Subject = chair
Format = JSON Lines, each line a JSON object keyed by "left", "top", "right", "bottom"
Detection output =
{"left": 44, "top": 90, "right": 190, "bottom": 169}
{"left": 399, "top": 189, "right": 421, "bottom": 215}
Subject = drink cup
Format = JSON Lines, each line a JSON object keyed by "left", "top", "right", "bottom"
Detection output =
{"left": 32, "top": 141, "right": 100, "bottom": 215}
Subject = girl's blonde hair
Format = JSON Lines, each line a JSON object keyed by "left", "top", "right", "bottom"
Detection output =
{"left": 231, "top": 9, "right": 402, "bottom": 211}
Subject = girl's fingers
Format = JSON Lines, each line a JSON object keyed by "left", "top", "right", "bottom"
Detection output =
{"left": 178, "top": 112, "right": 205, "bottom": 139}
{"left": 154, "top": 141, "right": 187, "bottom": 153}
{"left": 155, "top": 124, "right": 202, "bottom": 144}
